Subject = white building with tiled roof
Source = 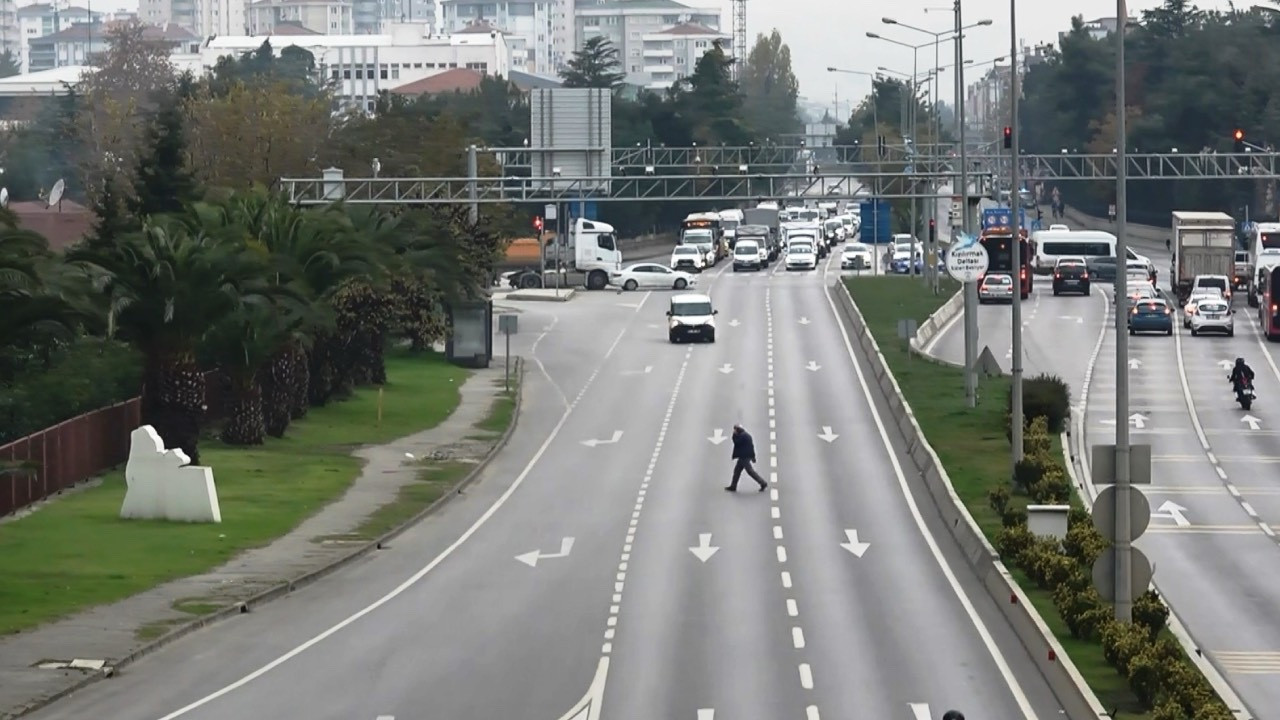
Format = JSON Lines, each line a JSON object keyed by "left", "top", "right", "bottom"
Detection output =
{"left": 573, "top": 0, "right": 721, "bottom": 88}
{"left": 639, "top": 20, "right": 725, "bottom": 89}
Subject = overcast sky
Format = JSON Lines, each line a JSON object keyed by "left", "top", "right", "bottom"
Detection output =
{"left": 720, "top": 0, "right": 1237, "bottom": 118}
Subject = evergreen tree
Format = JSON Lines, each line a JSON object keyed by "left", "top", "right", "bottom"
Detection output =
{"left": 0, "top": 50, "right": 19, "bottom": 78}
{"left": 676, "top": 41, "right": 750, "bottom": 145}
{"left": 559, "top": 36, "right": 626, "bottom": 89}
{"left": 130, "top": 77, "right": 199, "bottom": 219}
{"left": 740, "top": 30, "right": 801, "bottom": 139}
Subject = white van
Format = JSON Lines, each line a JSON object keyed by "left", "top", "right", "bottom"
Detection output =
{"left": 1033, "top": 230, "right": 1116, "bottom": 274}
{"left": 668, "top": 293, "right": 717, "bottom": 343}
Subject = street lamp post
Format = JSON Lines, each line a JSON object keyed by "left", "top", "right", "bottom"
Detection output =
{"left": 828, "top": 66, "right": 883, "bottom": 247}
{"left": 1113, "top": 0, "right": 1134, "bottom": 624}
{"left": 1009, "top": 0, "right": 1025, "bottom": 467}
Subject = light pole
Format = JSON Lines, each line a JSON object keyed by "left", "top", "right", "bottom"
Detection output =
{"left": 882, "top": 16, "right": 994, "bottom": 294}
{"left": 956, "top": 0, "right": 977, "bottom": 407}
{"left": 1008, "top": 0, "right": 1024, "bottom": 468}
{"left": 828, "top": 66, "right": 885, "bottom": 264}
{"left": 1113, "top": 0, "right": 1134, "bottom": 624}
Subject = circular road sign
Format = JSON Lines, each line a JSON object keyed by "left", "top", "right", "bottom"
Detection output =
{"left": 946, "top": 243, "right": 990, "bottom": 283}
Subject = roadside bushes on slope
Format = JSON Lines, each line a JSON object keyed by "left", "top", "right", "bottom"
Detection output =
{"left": 1013, "top": 373, "right": 1073, "bottom": 433}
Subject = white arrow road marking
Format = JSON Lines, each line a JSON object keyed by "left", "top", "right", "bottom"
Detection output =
{"left": 805, "top": 361, "right": 822, "bottom": 371}
{"left": 817, "top": 426, "right": 839, "bottom": 443}
{"left": 909, "top": 704, "right": 932, "bottom": 720}
{"left": 707, "top": 428, "right": 728, "bottom": 445}
{"left": 728, "top": 319, "right": 741, "bottom": 327}
{"left": 1058, "top": 315, "right": 1084, "bottom": 324}
{"left": 375, "top": 716, "right": 394, "bottom": 719}
{"left": 1243, "top": 415, "right": 1263, "bottom": 430}
{"left": 554, "top": 657, "right": 608, "bottom": 720}
{"left": 1154, "top": 501, "right": 1190, "bottom": 527}
{"left": 717, "top": 363, "right": 734, "bottom": 374}
{"left": 1218, "top": 359, "right": 1235, "bottom": 370}
{"left": 646, "top": 323, "right": 661, "bottom": 329}
{"left": 581, "top": 430, "right": 624, "bottom": 447}
{"left": 798, "top": 317, "right": 812, "bottom": 325}
{"left": 1129, "top": 358, "right": 1142, "bottom": 369}
{"left": 616, "top": 302, "right": 643, "bottom": 308}
{"left": 514, "top": 537, "right": 575, "bottom": 567}
{"left": 697, "top": 711, "right": 714, "bottom": 720}
{"left": 839, "top": 529, "right": 870, "bottom": 557}
{"left": 1130, "top": 413, "right": 1148, "bottom": 429}
{"left": 689, "top": 533, "right": 720, "bottom": 562}
{"left": 620, "top": 366, "right": 653, "bottom": 375}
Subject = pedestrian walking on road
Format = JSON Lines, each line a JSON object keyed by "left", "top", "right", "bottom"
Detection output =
{"left": 726, "top": 424, "right": 767, "bottom": 492}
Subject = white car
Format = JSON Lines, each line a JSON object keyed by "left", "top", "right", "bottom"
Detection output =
{"left": 1189, "top": 297, "right": 1234, "bottom": 336}
{"left": 610, "top": 263, "right": 697, "bottom": 291}
{"left": 1183, "top": 288, "right": 1225, "bottom": 328}
{"left": 841, "top": 243, "right": 872, "bottom": 270}
{"left": 670, "top": 245, "right": 706, "bottom": 273}
{"left": 786, "top": 242, "right": 817, "bottom": 271}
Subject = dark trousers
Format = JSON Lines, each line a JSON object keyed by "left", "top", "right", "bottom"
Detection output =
{"left": 730, "top": 457, "right": 766, "bottom": 489}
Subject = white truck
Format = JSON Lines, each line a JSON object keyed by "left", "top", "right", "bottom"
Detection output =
{"left": 1170, "top": 211, "right": 1236, "bottom": 305}
{"left": 505, "top": 217, "right": 622, "bottom": 291}
{"left": 718, "top": 209, "right": 743, "bottom": 247}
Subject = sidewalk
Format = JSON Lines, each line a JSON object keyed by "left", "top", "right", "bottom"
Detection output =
{"left": 0, "top": 365, "right": 514, "bottom": 719}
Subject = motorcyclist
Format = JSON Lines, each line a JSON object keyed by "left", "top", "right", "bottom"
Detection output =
{"left": 1229, "top": 357, "right": 1256, "bottom": 392}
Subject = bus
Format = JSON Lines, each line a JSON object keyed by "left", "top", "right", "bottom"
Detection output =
{"left": 1031, "top": 230, "right": 1117, "bottom": 274}
{"left": 980, "top": 227, "right": 1033, "bottom": 298}
{"left": 1260, "top": 266, "right": 1280, "bottom": 340}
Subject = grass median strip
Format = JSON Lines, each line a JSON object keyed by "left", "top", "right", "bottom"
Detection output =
{"left": 846, "top": 276, "right": 1232, "bottom": 720}
{"left": 0, "top": 350, "right": 469, "bottom": 636}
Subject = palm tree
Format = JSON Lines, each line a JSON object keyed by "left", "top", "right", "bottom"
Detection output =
{"left": 0, "top": 225, "right": 95, "bottom": 378}
{"left": 67, "top": 218, "right": 270, "bottom": 463}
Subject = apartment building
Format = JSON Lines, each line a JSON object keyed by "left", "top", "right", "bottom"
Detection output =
{"left": 136, "top": 0, "right": 245, "bottom": 36}
{"left": 440, "top": 0, "right": 549, "bottom": 73}
{"left": 17, "top": 3, "right": 105, "bottom": 72}
{"left": 574, "top": 0, "right": 720, "bottom": 87}
{"left": 637, "top": 20, "right": 723, "bottom": 89}
{"left": 26, "top": 20, "right": 197, "bottom": 71}
{"left": 247, "top": 0, "right": 353, "bottom": 34}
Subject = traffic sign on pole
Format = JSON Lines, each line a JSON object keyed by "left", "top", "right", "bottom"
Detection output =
{"left": 1092, "top": 546, "right": 1153, "bottom": 604}
{"left": 1092, "top": 485, "right": 1151, "bottom": 542}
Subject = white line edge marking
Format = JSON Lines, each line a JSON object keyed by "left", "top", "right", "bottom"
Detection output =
{"left": 821, "top": 280, "right": 1037, "bottom": 718}
{"left": 151, "top": 325, "right": 637, "bottom": 720}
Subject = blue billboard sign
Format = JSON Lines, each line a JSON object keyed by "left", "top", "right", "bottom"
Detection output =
{"left": 859, "top": 199, "right": 892, "bottom": 244}
{"left": 981, "top": 207, "right": 1027, "bottom": 230}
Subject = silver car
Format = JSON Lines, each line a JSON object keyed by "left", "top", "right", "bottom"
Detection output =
{"left": 978, "top": 273, "right": 1014, "bottom": 303}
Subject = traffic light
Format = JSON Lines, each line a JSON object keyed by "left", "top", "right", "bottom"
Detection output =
{"left": 1233, "top": 129, "right": 1245, "bottom": 153}
{"left": 532, "top": 216, "right": 543, "bottom": 232}
{"left": 928, "top": 218, "right": 936, "bottom": 243}
{"left": 1003, "top": 126, "right": 1012, "bottom": 150}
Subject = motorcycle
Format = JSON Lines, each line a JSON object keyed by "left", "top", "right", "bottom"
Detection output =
{"left": 1231, "top": 378, "right": 1256, "bottom": 411}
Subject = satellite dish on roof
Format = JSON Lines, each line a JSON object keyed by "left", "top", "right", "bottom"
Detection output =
{"left": 47, "top": 178, "right": 64, "bottom": 210}
{"left": 0, "top": 188, "right": 9, "bottom": 209}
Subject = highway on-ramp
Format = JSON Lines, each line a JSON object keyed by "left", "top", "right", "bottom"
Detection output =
{"left": 24, "top": 254, "right": 1067, "bottom": 720}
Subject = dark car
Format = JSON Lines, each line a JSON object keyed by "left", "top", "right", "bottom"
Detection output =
{"left": 1128, "top": 298, "right": 1174, "bottom": 336}
{"left": 1052, "top": 260, "right": 1091, "bottom": 296}
{"left": 1086, "top": 256, "right": 1119, "bottom": 282}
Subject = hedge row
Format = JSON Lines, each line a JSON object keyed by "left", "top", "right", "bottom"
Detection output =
{"left": 989, "top": 408, "right": 1233, "bottom": 719}
{"left": 0, "top": 338, "right": 142, "bottom": 445}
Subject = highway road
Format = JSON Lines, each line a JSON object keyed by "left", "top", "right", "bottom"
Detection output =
{"left": 925, "top": 216, "right": 1280, "bottom": 715}
{"left": 24, "top": 250, "right": 1067, "bottom": 720}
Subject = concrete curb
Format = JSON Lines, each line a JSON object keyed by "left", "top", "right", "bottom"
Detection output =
{"left": 830, "top": 281, "right": 1108, "bottom": 720}
{"left": 9, "top": 358, "right": 527, "bottom": 719}
{"left": 1065, "top": 379, "right": 1253, "bottom": 717}
{"left": 908, "top": 289, "right": 964, "bottom": 365}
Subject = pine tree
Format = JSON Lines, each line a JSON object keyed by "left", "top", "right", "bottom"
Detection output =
{"left": 129, "top": 79, "right": 198, "bottom": 219}
{"left": 559, "top": 36, "right": 626, "bottom": 89}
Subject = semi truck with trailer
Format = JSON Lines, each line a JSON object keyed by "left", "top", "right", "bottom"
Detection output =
{"left": 499, "top": 217, "right": 623, "bottom": 291}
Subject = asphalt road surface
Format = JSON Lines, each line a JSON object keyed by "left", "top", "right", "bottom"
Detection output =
{"left": 25, "top": 249, "right": 1067, "bottom": 720}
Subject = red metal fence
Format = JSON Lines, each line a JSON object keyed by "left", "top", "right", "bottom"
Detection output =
{"left": 0, "top": 371, "right": 227, "bottom": 517}
{"left": 0, "top": 399, "right": 142, "bottom": 516}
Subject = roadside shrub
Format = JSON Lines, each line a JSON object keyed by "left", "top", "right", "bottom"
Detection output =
{"left": 1067, "top": 505, "right": 1092, "bottom": 529}
{"left": 1133, "top": 589, "right": 1171, "bottom": 640}
{"left": 0, "top": 338, "right": 141, "bottom": 444}
{"left": 1030, "top": 468, "right": 1072, "bottom": 504}
{"left": 1001, "top": 506, "right": 1027, "bottom": 529}
{"left": 1101, "top": 619, "right": 1151, "bottom": 673}
{"left": 1053, "top": 584, "right": 1110, "bottom": 640}
{"left": 1012, "top": 458, "right": 1044, "bottom": 493}
{"left": 1011, "top": 373, "right": 1073, "bottom": 433}
{"left": 1020, "top": 540, "right": 1077, "bottom": 590}
{"left": 1062, "top": 522, "right": 1107, "bottom": 566}
{"left": 1024, "top": 415, "right": 1054, "bottom": 464}
{"left": 994, "top": 524, "right": 1035, "bottom": 560}
{"left": 988, "top": 485, "right": 1011, "bottom": 516}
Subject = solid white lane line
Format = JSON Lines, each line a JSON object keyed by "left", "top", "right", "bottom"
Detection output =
{"left": 151, "top": 324, "right": 639, "bottom": 720}
{"left": 822, "top": 281, "right": 1038, "bottom": 717}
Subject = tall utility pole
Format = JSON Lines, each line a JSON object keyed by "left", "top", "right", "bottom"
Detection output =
{"left": 732, "top": 0, "right": 747, "bottom": 81}
{"left": 956, "top": 0, "right": 978, "bottom": 408}
{"left": 1112, "top": 0, "right": 1134, "bottom": 624}
{"left": 1008, "top": 1, "right": 1024, "bottom": 465}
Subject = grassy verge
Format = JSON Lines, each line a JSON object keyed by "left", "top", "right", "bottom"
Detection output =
{"left": 846, "top": 276, "right": 1150, "bottom": 718}
{"left": 353, "top": 371, "right": 520, "bottom": 540}
{"left": 0, "top": 350, "right": 470, "bottom": 636}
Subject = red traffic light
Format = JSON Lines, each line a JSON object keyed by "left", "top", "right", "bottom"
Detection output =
{"left": 1234, "top": 129, "right": 1245, "bottom": 141}
{"left": 532, "top": 216, "right": 544, "bottom": 231}
{"left": 1003, "top": 127, "right": 1012, "bottom": 138}
{"left": 929, "top": 219, "right": 936, "bottom": 227}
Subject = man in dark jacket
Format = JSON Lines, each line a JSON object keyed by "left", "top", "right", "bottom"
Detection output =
{"left": 1229, "top": 357, "right": 1255, "bottom": 391}
{"left": 726, "top": 424, "right": 767, "bottom": 492}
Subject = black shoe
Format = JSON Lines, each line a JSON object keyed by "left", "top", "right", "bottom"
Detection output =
{"left": 724, "top": 486, "right": 736, "bottom": 492}
{"left": 758, "top": 484, "right": 767, "bottom": 492}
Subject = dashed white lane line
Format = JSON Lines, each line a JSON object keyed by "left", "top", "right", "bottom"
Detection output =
{"left": 765, "top": 285, "right": 818, "bottom": 706}
{"left": 598, "top": 344, "right": 694, "bottom": 657}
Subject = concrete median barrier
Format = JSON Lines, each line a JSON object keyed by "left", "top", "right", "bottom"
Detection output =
{"left": 831, "top": 280, "right": 1108, "bottom": 720}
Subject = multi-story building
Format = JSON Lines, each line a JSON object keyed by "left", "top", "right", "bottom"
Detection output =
{"left": 248, "top": 0, "right": 353, "bottom": 35}
{"left": 0, "top": 0, "right": 16, "bottom": 60}
{"left": 378, "top": 0, "right": 433, "bottom": 25}
{"left": 440, "top": 1, "right": 550, "bottom": 73}
{"left": 137, "top": 0, "right": 245, "bottom": 37}
{"left": 26, "top": 21, "right": 198, "bottom": 72}
{"left": 574, "top": 0, "right": 720, "bottom": 87}
{"left": 202, "top": 21, "right": 511, "bottom": 110}
{"left": 637, "top": 20, "right": 723, "bottom": 89}
{"left": 1057, "top": 15, "right": 1139, "bottom": 43}
{"left": 17, "top": 3, "right": 105, "bottom": 72}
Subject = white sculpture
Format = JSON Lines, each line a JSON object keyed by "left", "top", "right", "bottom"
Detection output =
{"left": 119, "top": 425, "right": 222, "bottom": 523}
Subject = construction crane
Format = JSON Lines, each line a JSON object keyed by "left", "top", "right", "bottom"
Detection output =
{"left": 732, "top": 0, "right": 747, "bottom": 80}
